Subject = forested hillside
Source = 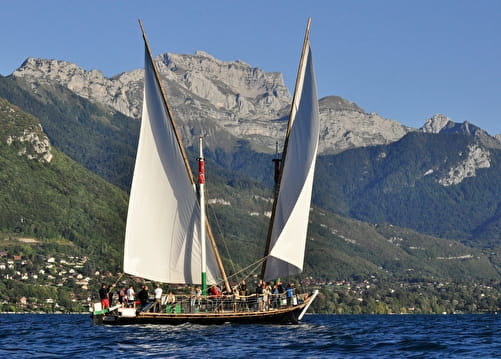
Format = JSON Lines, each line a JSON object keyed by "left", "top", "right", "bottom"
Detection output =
{"left": 0, "top": 75, "right": 138, "bottom": 191}
{"left": 0, "top": 98, "right": 127, "bottom": 270}
{"left": 314, "top": 132, "right": 501, "bottom": 247}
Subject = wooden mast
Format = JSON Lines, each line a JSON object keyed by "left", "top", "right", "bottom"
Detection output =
{"left": 138, "top": 20, "right": 231, "bottom": 293}
{"left": 260, "top": 18, "right": 312, "bottom": 279}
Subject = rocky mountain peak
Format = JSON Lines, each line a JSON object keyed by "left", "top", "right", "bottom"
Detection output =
{"left": 420, "top": 114, "right": 452, "bottom": 133}
{"left": 319, "top": 96, "right": 364, "bottom": 113}
{"left": 159, "top": 51, "right": 291, "bottom": 112}
{"left": 318, "top": 96, "right": 411, "bottom": 154}
{"left": 420, "top": 113, "right": 501, "bottom": 149}
{"left": 13, "top": 57, "right": 144, "bottom": 119}
{"left": 11, "top": 53, "right": 415, "bottom": 154}
{"left": 421, "top": 114, "right": 487, "bottom": 137}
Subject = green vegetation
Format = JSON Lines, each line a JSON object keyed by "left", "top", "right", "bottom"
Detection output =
{"left": 0, "top": 75, "right": 139, "bottom": 191}
{"left": 314, "top": 133, "right": 501, "bottom": 248}
{"left": 0, "top": 98, "right": 127, "bottom": 272}
{"left": 1, "top": 78, "right": 501, "bottom": 313}
{"left": 311, "top": 280, "right": 501, "bottom": 314}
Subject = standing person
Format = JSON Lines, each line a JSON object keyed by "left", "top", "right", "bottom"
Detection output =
{"left": 190, "top": 286, "right": 197, "bottom": 311}
{"left": 137, "top": 285, "right": 149, "bottom": 311}
{"left": 277, "top": 280, "right": 285, "bottom": 294}
{"left": 195, "top": 286, "right": 202, "bottom": 310}
{"left": 272, "top": 283, "right": 279, "bottom": 309}
{"left": 99, "top": 283, "right": 110, "bottom": 309}
{"left": 277, "top": 280, "right": 286, "bottom": 306}
{"left": 238, "top": 280, "right": 248, "bottom": 311}
{"left": 118, "top": 287, "right": 126, "bottom": 307}
{"left": 263, "top": 282, "right": 271, "bottom": 311}
{"left": 153, "top": 284, "right": 163, "bottom": 312}
{"left": 239, "top": 280, "right": 247, "bottom": 297}
{"left": 126, "top": 285, "right": 135, "bottom": 308}
{"left": 256, "top": 280, "right": 264, "bottom": 311}
{"left": 286, "top": 283, "right": 294, "bottom": 306}
{"left": 107, "top": 284, "right": 115, "bottom": 307}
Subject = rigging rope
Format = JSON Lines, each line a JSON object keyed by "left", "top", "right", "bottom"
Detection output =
{"left": 205, "top": 188, "right": 237, "bottom": 276}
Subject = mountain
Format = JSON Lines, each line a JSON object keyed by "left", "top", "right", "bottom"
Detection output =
{"left": 0, "top": 97, "right": 500, "bottom": 282}
{"left": 3, "top": 51, "right": 501, "bottom": 265}
{"left": 421, "top": 114, "right": 501, "bottom": 150}
{"left": 11, "top": 55, "right": 410, "bottom": 154}
{"left": 0, "top": 74, "right": 139, "bottom": 190}
{"left": 0, "top": 97, "right": 128, "bottom": 270}
{"left": 315, "top": 130, "right": 501, "bottom": 247}
{"left": 318, "top": 96, "right": 411, "bottom": 154}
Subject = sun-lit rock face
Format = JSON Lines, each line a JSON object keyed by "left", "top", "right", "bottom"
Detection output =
{"left": 0, "top": 99, "right": 53, "bottom": 163}
{"left": 438, "top": 144, "right": 491, "bottom": 186}
{"left": 13, "top": 53, "right": 414, "bottom": 154}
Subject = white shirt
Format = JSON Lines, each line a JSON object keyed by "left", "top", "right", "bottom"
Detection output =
{"left": 126, "top": 287, "right": 135, "bottom": 301}
{"left": 154, "top": 287, "right": 163, "bottom": 300}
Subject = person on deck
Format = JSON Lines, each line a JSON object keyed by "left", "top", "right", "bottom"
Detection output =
{"left": 194, "top": 286, "right": 202, "bottom": 310}
{"left": 153, "top": 284, "right": 163, "bottom": 312}
{"left": 126, "top": 285, "right": 135, "bottom": 308}
{"left": 118, "top": 287, "right": 126, "bottom": 307}
{"left": 166, "top": 291, "right": 176, "bottom": 305}
{"left": 107, "top": 284, "right": 115, "bottom": 307}
{"left": 99, "top": 283, "right": 110, "bottom": 309}
{"left": 137, "top": 285, "right": 149, "bottom": 311}
{"left": 238, "top": 280, "right": 248, "bottom": 311}
{"left": 210, "top": 284, "right": 222, "bottom": 297}
{"left": 277, "top": 280, "right": 285, "bottom": 294}
{"left": 256, "top": 280, "right": 264, "bottom": 311}
{"left": 263, "top": 282, "right": 272, "bottom": 311}
{"left": 239, "top": 280, "right": 247, "bottom": 297}
{"left": 272, "top": 283, "right": 279, "bottom": 309}
{"left": 286, "top": 283, "right": 294, "bottom": 306}
{"left": 209, "top": 285, "right": 222, "bottom": 311}
{"left": 190, "top": 286, "right": 197, "bottom": 310}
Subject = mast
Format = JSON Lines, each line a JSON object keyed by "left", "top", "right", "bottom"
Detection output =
{"left": 137, "top": 20, "right": 231, "bottom": 290}
{"left": 272, "top": 142, "right": 282, "bottom": 195}
{"left": 199, "top": 137, "right": 231, "bottom": 294}
{"left": 260, "top": 18, "right": 312, "bottom": 279}
{"left": 198, "top": 137, "right": 207, "bottom": 295}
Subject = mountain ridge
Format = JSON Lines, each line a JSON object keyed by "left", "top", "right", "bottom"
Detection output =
{"left": 3, "top": 52, "right": 501, "bottom": 252}
{"left": 3, "top": 97, "right": 499, "bottom": 282}
{"left": 12, "top": 54, "right": 418, "bottom": 154}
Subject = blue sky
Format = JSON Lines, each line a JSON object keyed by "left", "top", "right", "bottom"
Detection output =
{"left": 2, "top": 0, "right": 500, "bottom": 134}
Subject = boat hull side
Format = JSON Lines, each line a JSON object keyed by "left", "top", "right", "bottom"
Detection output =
{"left": 94, "top": 297, "right": 316, "bottom": 326}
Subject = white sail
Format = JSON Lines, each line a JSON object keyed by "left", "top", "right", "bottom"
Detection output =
{"left": 123, "top": 47, "right": 221, "bottom": 285}
{"left": 264, "top": 43, "right": 320, "bottom": 281}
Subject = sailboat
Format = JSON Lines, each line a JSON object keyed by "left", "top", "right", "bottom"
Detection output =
{"left": 92, "top": 18, "right": 320, "bottom": 325}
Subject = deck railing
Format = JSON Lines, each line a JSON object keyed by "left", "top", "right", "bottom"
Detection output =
{"left": 126, "top": 291, "right": 308, "bottom": 314}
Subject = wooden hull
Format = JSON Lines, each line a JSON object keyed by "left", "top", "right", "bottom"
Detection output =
{"left": 92, "top": 291, "right": 317, "bottom": 326}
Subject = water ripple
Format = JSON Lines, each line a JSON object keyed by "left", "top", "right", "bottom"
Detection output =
{"left": 0, "top": 314, "right": 500, "bottom": 358}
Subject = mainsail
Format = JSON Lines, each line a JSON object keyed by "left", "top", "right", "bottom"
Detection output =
{"left": 263, "top": 20, "right": 320, "bottom": 281}
{"left": 123, "top": 32, "right": 221, "bottom": 285}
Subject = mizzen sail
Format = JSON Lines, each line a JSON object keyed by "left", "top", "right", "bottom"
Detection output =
{"left": 263, "top": 21, "right": 320, "bottom": 281}
{"left": 123, "top": 37, "right": 221, "bottom": 285}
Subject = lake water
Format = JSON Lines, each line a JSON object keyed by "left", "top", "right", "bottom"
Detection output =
{"left": 0, "top": 314, "right": 499, "bottom": 358}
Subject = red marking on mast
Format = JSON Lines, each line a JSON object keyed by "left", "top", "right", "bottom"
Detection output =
{"left": 198, "top": 159, "right": 205, "bottom": 184}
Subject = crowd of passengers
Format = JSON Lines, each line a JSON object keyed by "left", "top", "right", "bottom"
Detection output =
{"left": 98, "top": 279, "right": 303, "bottom": 313}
